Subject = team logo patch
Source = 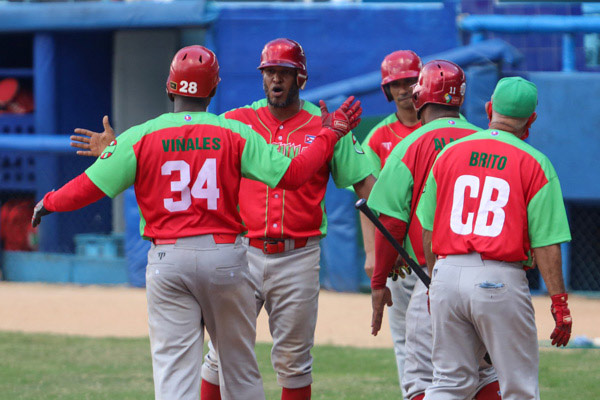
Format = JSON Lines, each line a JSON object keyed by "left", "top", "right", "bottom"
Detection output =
{"left": 169, "top": 81, "right": 177, "bottom": 90}
{"left": 100, "top": 139, "right": 117, "bottom": 160}
{"left": 184, "top": 114, "right": 192, "bottom": 121}
{"left": 305, "top": 134, "right": 316, "bottom": 144}
{"left": 382, "top": 142, "right": 392, "bottom": 151}
{"left": 491, "top": 130, "right": 499, "bottom": 136}
{"left": 448, "top": 120, "right": 456, "bottom": 125}
{"left": 352, "top": 134, "right": 364, "bottom": 154}
{"left": 444, "top": 93, "right": 452, "bottom": 103}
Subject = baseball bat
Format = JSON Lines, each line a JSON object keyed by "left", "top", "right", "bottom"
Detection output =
{"left": 355, "top": 198, "right": 493, "bottom": 365}
{"left": 355, "top": 198, "right": 430, "bottom": 287}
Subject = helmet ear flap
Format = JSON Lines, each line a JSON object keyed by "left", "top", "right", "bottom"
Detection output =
{"left": 382, "top": 85, "right": 393, "bottom": 102}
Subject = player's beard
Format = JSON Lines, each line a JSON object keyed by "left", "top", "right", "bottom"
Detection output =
{"left": 264, "top": 82, "right": 299, "bottom": 108}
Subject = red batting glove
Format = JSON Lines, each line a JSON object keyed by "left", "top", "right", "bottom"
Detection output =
{"left": 550, "top": 293, "right": 572, "bottom": 347}
{"left": 319, "top": 96, "right": 362, "bottom": 139}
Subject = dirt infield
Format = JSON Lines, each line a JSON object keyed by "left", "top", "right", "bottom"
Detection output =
{"left": 1, "top": 281, "right": 599, "bottom": 347}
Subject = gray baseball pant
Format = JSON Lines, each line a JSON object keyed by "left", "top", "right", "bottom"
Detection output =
{"left": 203, "top": 238, "right": 321, "bottom": 389}
{"left": 404, "top": 266, "right": 498, "bottom": 400}
{"left": 146, "top": 235, "right": 265, "bottom": 400}
{"left": 387, "top": 273, "right": 418, "bottom": 389}
{"left": 425, "top": 253, "right": 539, "bottom": 400}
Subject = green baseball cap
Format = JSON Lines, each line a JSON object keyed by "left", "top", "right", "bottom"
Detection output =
{"left": 492, "top": 77, "right": 537, "bottom": 118}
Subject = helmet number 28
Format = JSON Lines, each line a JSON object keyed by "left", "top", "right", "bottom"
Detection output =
{"left": 450, "top": 175, "right": 510, "bottom": 237}
{"left": 161, "top": 159, "right": 220, "bottom": 212}
{"left": 179, "top": 80, "right": 198, "bottom": 94}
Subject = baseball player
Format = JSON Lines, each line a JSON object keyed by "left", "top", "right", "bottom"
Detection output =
{"left": 417, "top": 77, "right": 572, "bottom": 400}
{"left": 32, "top": 45, "right": 362, "bottom": 400}
{"left": 360, "top": 50, "right": 422, "bottom": 388}
{"left": 367, "top": 60, "right": 501, "bottom": 400}
{"left": 200, "top": 38, "right": 376, "bottom": 400}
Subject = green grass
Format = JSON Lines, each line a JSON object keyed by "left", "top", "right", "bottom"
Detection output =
{"left": 0, "top": 331, "right": 598, "bottom": 399}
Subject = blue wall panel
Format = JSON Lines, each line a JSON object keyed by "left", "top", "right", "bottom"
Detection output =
{"left": 527, "top": 72, "right": 600, "bottom": 200}
{"left": 212, "top": 3, "right": 459, "bottom": 117}
{"left": 48, "top": 32, "right": 114, "bottom": 252}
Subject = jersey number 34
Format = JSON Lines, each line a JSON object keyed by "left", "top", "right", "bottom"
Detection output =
{"left": 161, "top": 159, "right": 220, "bottom": 212}
{"left": 450, "top": 175, "right": 510, "bottom": 237}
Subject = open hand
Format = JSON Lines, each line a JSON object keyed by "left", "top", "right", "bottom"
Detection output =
{"left": 319, "top": 96, "right": 362, "bottom": 139}
{"left": 71, "top": 115, "right": 116, "bottom": 157}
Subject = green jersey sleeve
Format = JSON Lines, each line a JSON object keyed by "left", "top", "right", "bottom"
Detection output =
{"left": 367, "top": 151, "right": 414, "bottom": 223}
{"left": 416, "top": 170, "right": 437, "bottom": 231}
{"left": 527, "top": 175, "right": 571, "bottom": 247}
{"left": 362, "top": 129, "right": 382, "bottom": 179}
{"left": 238, "top": 124, "right": 292, "bottom": 188}
{"left": 85, "top": 123, "right": 146, "bottom": 198}
{"left": 329, "top": 132, "right": 375, "bottom": 189}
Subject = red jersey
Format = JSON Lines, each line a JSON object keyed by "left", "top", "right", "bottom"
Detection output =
{"left": 363, "top": 113, "right": 421, "bottom": 174}
{"left": 85, "top": 112, "right": 292, "bottom": 239}
{"left": 417, "top": 129, "right": 571, "bottom": 261}
{"left": 368, "top": 118, "right": 480, "bottom": 264}
{"left": 224, "top": 99, "right": 374, "bottom": 239}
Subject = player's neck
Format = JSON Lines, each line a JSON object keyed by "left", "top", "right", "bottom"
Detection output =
{"left": 489, "top": 121, "right": 524, "bottom": 138}
{"left": 268, "top": 99, "right": 302, "bottom": 122}
{"left": 421, "top": 107, "right": 459, "bottom": 125}
{"left": 173, "top": 96, "right": 209, "bottom": 113}
{"left": 175, "top": 104, "right": 207, "bottom": 113}
{"left": 395, "top": 107, "right": 419, "bottom": 127}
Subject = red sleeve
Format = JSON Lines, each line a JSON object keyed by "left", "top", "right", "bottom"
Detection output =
{"left": 43, "top": 172, "right": 106, "bottom": 212}
{"left": 276, "top": 127, "right": 338, "bottom": 190}
{"left": 371, "top": 214, "right": 407, "bottom": 290}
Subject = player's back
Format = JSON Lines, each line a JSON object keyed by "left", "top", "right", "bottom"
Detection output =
{"left": 425, "top": 128, "right": 569, "bottom": 261}
{"left": 87, "top": 111, "right": 289, "bottom": 240}
{"left": 387, "top": 117, "right": 479, "bottom": 263}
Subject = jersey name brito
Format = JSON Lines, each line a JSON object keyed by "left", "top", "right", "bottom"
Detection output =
{"left": 417, "top": 129, "right": 571, "bottom": 261}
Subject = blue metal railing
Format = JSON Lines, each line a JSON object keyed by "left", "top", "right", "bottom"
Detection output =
{"left": 459, "top": 15, "right": 600, "bottom": 72}
{"left": 0, "top": 135, "right": 73, "bottom": 154}
{"left": 303, "top": 38, "right": 522, "bottom": 104}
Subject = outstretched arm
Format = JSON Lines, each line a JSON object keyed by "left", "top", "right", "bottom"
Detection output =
{"left": 32, "top": 173, "right": 106, "bottom": 227}
{"left": 276, "top": 96, "right": 362, "bottom": 190}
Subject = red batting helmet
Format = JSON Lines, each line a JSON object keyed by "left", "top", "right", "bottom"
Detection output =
{"left": 258, "top": 38, "right": 308, "bottom": 90}
{"left": 412, "top": 60, "right": 466, "bottom": 113}
{"left": 166, "top": 45, "right": 220, "bottom": 98}
{"left": 381, "top": 50, "right": 422, "bottom": 101}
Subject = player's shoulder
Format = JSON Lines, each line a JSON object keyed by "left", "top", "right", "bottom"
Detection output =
{"left": 121, "top": 113, "right": 177, "bottom": 141}
{"left": 483, "top": 129, "right": 554, "bottom": 165}
{"left": 214, "top": 113, "right": 257, "bottom": 136}
{"left": 371, "top": 113, "right": 397, "bottom": 132}
{"left": 223, "top": 99, "right": 268, "bottom": 118}
{"left": 299, "top": 99, "right": 321, "bottom": 117}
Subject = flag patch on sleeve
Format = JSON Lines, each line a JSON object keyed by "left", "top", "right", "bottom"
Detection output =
{"left": 305, "top": 135, "right": 316, "bottom": 144}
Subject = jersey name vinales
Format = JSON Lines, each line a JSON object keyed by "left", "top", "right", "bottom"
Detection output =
{"left": 85, "top": 112, "right": 291, "bottom": 239}
{"left": 224, "top": 99, "right": 373, "bottom": 239}
{"left": 368, "top": 118, "right": 479, "bottom": 265}
{"left": 417, "top": 129, "right": 571, "bottom": 261}
{"left": 364, "top": 113, "right": 421, "bottom": 176}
